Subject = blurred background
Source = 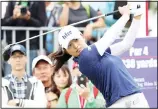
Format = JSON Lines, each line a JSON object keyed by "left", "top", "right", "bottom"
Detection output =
{"left": 1, "top": 0, "right": 157, "bottom": 108}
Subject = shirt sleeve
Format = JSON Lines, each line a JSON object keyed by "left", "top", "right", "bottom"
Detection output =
{"left": 109, "top": 18, "right": 141, "bottom": 56}
{"left": 94, "top": 14, "right": 129, "bottom": 56}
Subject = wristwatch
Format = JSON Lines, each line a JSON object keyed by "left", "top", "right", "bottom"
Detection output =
{"left": 15, "top": 99, "right": 20, "bottom": 106}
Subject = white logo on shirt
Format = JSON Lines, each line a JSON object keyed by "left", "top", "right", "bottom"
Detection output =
{"left": 88, "top": 46, "right": 91, "bottom": 51}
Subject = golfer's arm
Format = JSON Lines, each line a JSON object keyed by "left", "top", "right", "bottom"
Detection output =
{"left": 95, "top": 14, "right": 129, "bottom": 56}
{"left": 110, "top": 18, "right": 141, "bottom": 56}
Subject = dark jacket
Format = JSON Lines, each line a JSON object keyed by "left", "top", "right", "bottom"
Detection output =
{"left": 2, "top": 1, "right": 47, "bottom": 50}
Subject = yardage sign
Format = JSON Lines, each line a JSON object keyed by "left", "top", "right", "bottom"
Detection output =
{"left": 115, "top": 37, "right": 157, "bottom": 108}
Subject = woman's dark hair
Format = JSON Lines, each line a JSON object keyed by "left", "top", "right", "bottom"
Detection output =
{"left": 48, "top": 46, "right": 72, "bottom": 72}
{"left": 51, "top": 64, "right": 72, "bottom": 98}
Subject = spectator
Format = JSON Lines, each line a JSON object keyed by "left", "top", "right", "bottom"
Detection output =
{"left": 88, "top": 1, "right": 128, "bottom": 28}
{"left": 2, "top": 1, "right": 47, "bottom": 76}
{"left": 1, "top": 1, "right": 8, "bottom": 40}
{"left": 59, "top": 1, "right": 105, "bottom": 42}
{"left": 2, "top": 44, "right": 47, "bottom": 108}
{"left": 50, "top": 64, "right": 72, "bottom": 108}
{"left": 32, "top": 55, "right": 53, "bottom": 89}
{"left": 82, "top": 2, "right": 106, "bottom": 39}
{"left": 57, "top": 62, "right": 106, "bottom": 108}
{"left": 86, "top": 1, "right": 132, "bottom": 38}
{"left": 44, "top": 1, "right": 63, "bottom": 54}
{"left": 32, "top": 55, "right": 54, "bottom": 108}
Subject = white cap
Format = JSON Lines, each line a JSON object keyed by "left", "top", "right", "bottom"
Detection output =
{"left": 32, "top": 55, "right": 52, "bottom": 71}
{"left": 58, "top": 25, "right": 83, "bottom": 49}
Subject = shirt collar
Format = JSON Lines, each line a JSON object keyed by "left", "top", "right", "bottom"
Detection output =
{"left": 10, "top": 73, "right": 28, "bottom": 82}
{"left": 73, "top": 56, "right": 80, "bottom": 63}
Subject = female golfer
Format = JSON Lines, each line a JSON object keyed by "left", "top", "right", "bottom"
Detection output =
{"left": 49, "top": 5, "right": 149, "bottom": 108}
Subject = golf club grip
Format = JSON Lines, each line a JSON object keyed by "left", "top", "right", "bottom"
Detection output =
{"left": 105, "top": 10, "right": 119, "bottom": 16}
{"left": 105, "top": 4, "right": 141, "bottom": 16}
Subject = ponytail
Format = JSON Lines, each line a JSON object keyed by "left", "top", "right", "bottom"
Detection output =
{"left": 48, "top": 47, "right": 72, "bottom": 72}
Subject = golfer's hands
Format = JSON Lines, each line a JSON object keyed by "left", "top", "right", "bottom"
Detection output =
{"left": 76, "top": 83, "right": 90, "bottom": 100}
{"left": 118, "top": 5, "right": 130, "bottom": 16}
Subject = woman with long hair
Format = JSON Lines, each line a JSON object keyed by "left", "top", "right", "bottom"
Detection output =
{"left": 49, "top": 5, "right": 149, "bottom": 108}
{"left": 47, "top": 64, "right": 72, "bottom": 108}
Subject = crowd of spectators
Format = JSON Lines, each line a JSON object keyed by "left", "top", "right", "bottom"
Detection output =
{"left": 1, "top": 1, "right": 155, "bottom": 108}
{"left": 2, "top": 44, "right": 105, "bottom": 108}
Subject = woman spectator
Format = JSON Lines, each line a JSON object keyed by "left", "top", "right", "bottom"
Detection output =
{"left": 47, "top": 64, "right": 72, "bottom": 108}
{"left": 56, "top": 62, "right": 106, "bottom": 108}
